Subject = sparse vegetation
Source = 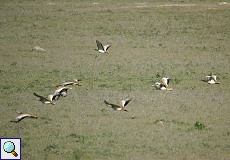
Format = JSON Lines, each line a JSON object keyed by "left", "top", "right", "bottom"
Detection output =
{"left": 73, "top": 149, "right": 83, "bottom": 160}
{"left": 194, "top": 121, "right": 206, "bottom": 130}
{"left": 0, "top": 0, "right": 229, "bottom": 160}
{"left": 44, "top": 144, "right": 59, "bottom": 153}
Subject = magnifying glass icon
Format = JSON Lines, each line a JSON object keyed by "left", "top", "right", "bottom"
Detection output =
{"left": 3, "top": 141, "right": 18, "bottom": 157}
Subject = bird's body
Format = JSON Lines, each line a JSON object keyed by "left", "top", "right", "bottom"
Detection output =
{"left": 33, "top": 92, "right": 56, "bottom": 105}
{"left": 48, "top": 93, "right": 60, "bottom": 101}
{"left": 95, "top": 40, "right": 111, "bottom": 53}
{"left": 104, "top": 98, "right": 131, "bottom": 111}
{"left": 154, "top": 77, "right": 173, "bottom": 91}
{"left": 160, "top": 77, "right": 170, "bottom": 87}
{"left": 154, "top": 82, "right": 167, "bottom": 90}
{"left": 207, "top": 78, "right": 216, "bottom": 84}
{"left": 54, "top": 86, "right": 72, "bottom": 97}
{"left": 11, "top": 112, "right": 38, "bottom": 123}
{"left": 206, "top": 74, "right": 220, "bottom": 84}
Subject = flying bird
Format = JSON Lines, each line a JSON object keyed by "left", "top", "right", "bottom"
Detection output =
{"left": 33, "top": 92, "right": 57, "bottom": 105}
{"left": 55, "top": 79, "right": 81, "bottom": 87}
{"left": 11, "top": 111, "right": 38, "bottom": 123}
{"left": 54, "top": 86, "right": 72, "bottom": 97}
{"left": 62, "top": 79, "right": 81, "bottom": 86}
{"left": 104, "top": 98, "right": 131, "bottom": 111}
{"left": 206, "top": 74, "right": 220, "bottom": 84}
{"left": 154, "top": 77, "right": 173, "bottom": 91}
{"left": 94, "top": 40, "right": 111, "bottom": 53}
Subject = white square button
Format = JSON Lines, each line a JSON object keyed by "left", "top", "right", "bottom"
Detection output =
{"left": 0, "top": 138, "right": 21, "bottom": 160}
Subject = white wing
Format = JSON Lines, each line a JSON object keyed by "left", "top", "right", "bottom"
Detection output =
{"left": 103, "top": 45, "right": 111, "bottom": 51}
{"left": 211, "top": 75, "right": 217, "bottom": 81}
{"left": 120, "top": 98, "right": 131, "bottom": 107}
{"left": 55, "top": 87, "right": 68, "bottom": 94}
{"left": 47, "top": 94, "right": 54, "bottom": 101}
{"left": 161, "top": 77, "right": 169, "bottom": 86}
{"left": 120, "top": 100, "right": 126, "bottom": 107}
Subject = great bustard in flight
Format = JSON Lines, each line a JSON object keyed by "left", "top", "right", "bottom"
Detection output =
{"left": 206, "top": 74, "right": 220, "bottom": 84}
{"left": 11, "top": 111, "right": 38, "bottom": 123}
{"left": 33, "top": 92, "right": 58, "bottom": 105}
{"left": 154, "top": 77, "right": 173, "bottom": 91}
{"left": 104, "top": 98, "right": 132, "bottom": 111}
{"left": 94, "top": 40, "right": 111, "bottom": 53}
{"left": 54, "top": 86, "right": 72, "bottom": 97}
{"left": 55, "top": 79, "right": 81, "bottom": 87}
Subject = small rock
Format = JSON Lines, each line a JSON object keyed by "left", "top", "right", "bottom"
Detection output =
{"left": 219, "top": 2, "right": 228, "bottom": 5}
{"left": 32, "top": 46, "right": 46, "bottom": 52}
{"left": 155, "top": 119, "right": 164, "bottom": 126}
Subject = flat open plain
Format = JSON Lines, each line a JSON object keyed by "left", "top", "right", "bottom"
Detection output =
{"left": 0, "top": 1, "right": 229, "bottom": 159}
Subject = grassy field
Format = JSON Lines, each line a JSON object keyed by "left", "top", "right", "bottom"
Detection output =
{"left": 0, "top": 0, "right": 230, "bottom": 159}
